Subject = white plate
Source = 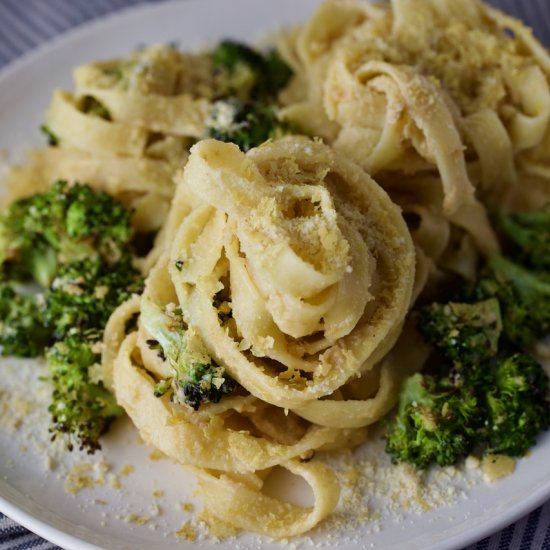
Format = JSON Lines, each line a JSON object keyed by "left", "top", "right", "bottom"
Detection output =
{"left": 1, "top": 1, "right": 550, "bottom": 549}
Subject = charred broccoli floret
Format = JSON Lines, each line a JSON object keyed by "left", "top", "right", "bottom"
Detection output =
{"left": 385, "top": 373, "right": 479, "bottom": 468}
{"left": 389, "top": 244, "right": 550, "bottom": 468}
{"left": 0, "top": 181, "right": 144, "bottom": 453}
{"left": 42, "top": 254, "right": 142, "bottom": 452}
{"left": 484, "top": 353, "right": 550, "bottom": 456}
{"left": 0, "top": 283, "right": 50, "bottom": 357}
{"left": 212, "top": 40, "right": 292, "bottom": 101}
{"left": 417, "top": 299, "right": 502, "bottom": 365}
{"left": 495, "top": 205, "right": 550, "bottom": 270}
{"left": 0, "top": 180, "right": 133, "bottom": 286}
{"left": 387, "top": 352, "right": 550, "bottom": 468}
{"left": 206, "top": 99, "right": 290, "bottom": 151}
{"left": 47, "top": 330, "right": 123, "bottom": 453}
{"left": 141, "top": 299, "right": 237, "bottom": 410}
{"left": 466, "top": 255, "right": 550, "bottom": 349}
{"left": 208, "top": 40, "right": 296, "bottom": 149}
{"left": 44, "top": 256, "right": 143, "bottom": 340}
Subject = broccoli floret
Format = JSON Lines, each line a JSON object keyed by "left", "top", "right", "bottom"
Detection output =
{"left": 0, "top": 180, "right": 133, "bottom": 287}
{"left": 418, "top": 299, "right": 502, "bottom": 365}
{"left": 213, "top": 41, "right": 264, "bottom": 100}
{"left": 47, "top": 330, "right": 124, "bottom": 453}
{"left": 388, "top": 205, "right": 550, "bottom": 469}
{"left": 466, "top": 255, "right": 550, "bottom": 349}
{"left": 42, "top": 256, "right": 141, "bottom": 452}
{"left": 385, "top": 373, "right": 479, "bottom": 468}
{"left": 44, "top": 258, "right": 141, "bottom": 452}
{"left": 495, "top": 205, "right": 550, "bottom": 271}
{"left": 0, "top": 283, "right": 50, "bottom": 357}
{"left": 206, "top": 99, "right": 290, "bottom": 151}
{"left": 0, "top": 181, "right": 143, "bottom": 452}
{"left": 208, "top": 41, "right": 296, "bottom": 149}
{"left": 390, "top": 285, "right": 549, "bottom": 468}
{"left": 141, "top": 299, "right": 237, "bottom": 410}
{"left": 212, "top": 40, "right": 292, "bottom": 101}
{"left": 387, "top": 353, "right": 550, "bottom": 468}
{"left": 45, "top": 256, "right": 143, "bottom": 340}
{"left": 484, "top": 353, "right": 550, "bottom": 456}
{"left": 262, "top": 49, "right": 295, "bottom": 96}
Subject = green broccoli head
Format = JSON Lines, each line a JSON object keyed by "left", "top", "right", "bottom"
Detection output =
{"left": 212, "top": 40, "right": 293, "bottom": 101}
{"left": 47, "top": 329, "right": 124, "bottom": 453}
{"left": 0, "top": 180, "right": 133, "bottom": 287}
{"left": 141, "top": 299, "right": 237, "bottom": 410}
{"left": 495, "top": 205, "right": 550, "bottom": 271}
{"left": 213, "top": 40, "right": 264, "bottom": 100}
{"left": 0, "top": 180, "right": 143, "bottom": 452}
{"left": 0, "top": 283, "right": 51, "bottom": 357}
{"left": 44, "top": 256, "right": 143, "bottom": 340}
{"left": 417, "top": 299, "right": 502, "bottom": 365}
{"left": 385, "top": 373, "right": 479, "bottom": 468}
{"left": 262, "top": 49, "right": 295, "bottom": 95}
{"left": 391, "top": 205, "right": 550, "bottom": 469}
{"left": 206, "top": 99, "right": 290, "bottom": 151}
{"left": 484, "top": 353, "right": 550, "bottom": 456}
{"left": 466, "top": 255, "right": 550, "bottom": 349}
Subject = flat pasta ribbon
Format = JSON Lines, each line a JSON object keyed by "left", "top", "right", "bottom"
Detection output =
{"left": 193, "top": 460, "right": 340, "bottom": 538}
{"left": 323, "top": 58, "right": 497, "bottom": 254}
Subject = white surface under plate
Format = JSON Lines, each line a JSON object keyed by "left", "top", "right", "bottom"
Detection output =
{"left": 1, "top": 1, "right": 550, "bottom": 549}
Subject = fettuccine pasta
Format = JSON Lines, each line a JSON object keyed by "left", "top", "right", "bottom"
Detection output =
{"left": 105, "top": 137, "right": 417, "bottom": 535}
{"left": 4, "top": 0, "right": 550, "bottom": 540}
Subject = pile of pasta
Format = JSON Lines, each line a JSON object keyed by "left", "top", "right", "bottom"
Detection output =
{"left": 5, "top": 0, "right": 550, "bottom": 539}
{"left": 102, "top": 137, "right": 422, "bottom": 537}
{"left": 280, "top": 0, "right": 550, "bottom": 283}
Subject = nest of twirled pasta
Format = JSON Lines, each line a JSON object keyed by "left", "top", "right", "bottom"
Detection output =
{"left": 102, "top": 137, "right": 419, "bottom": 537}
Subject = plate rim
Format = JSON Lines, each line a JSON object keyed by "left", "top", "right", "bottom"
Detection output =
{"left": 0, "top": 487, "right": 103, "bottom": 550}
